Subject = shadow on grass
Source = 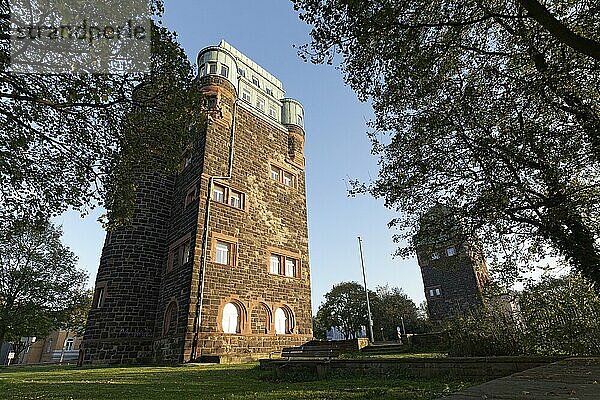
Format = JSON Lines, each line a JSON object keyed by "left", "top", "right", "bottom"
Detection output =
{"left": 0, "top": 363, "right": 478, "bottom": 400}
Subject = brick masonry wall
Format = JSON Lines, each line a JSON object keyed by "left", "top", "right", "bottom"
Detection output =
{"left": 183, "top": 75, "right": 313, "bottom": 360}
{"left": 82, "top": 167, "right": 174, "bottom": 365}
{"left": 418, "top": 250, "right": 487, "bottom": 321}
{"left": 82, "top": 74, "right": 314, "bottom": 365}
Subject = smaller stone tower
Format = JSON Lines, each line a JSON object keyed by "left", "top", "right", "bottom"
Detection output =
{"left": 414, "top": 208, "right": 489, "bottom": 321}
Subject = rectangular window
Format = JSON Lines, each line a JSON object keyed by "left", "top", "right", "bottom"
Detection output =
{"left": 446, "top": 247, "right": 457, "bottom": 256}
{"left": 238, "top": 67, "right": 246, "bottom": 77}
{"left": 208, "top": 62, "right": 217, "bottom": 74}
{"left": 256, "top": 97, "right": 265, "bottom": 112}
{"left": 252, "top": 76, "right": 260, "bottom": 87}
{"left": 268, "top": 107, "right": 277, "bottom": 119}
{"left": 182, "top": 242, "right": 191, "bottom": 264}
{"left": 429, "top": 289, "right": 435, "bottom": 297}
{"left": 212, "top": 184, "right": 225, "bottom": 203}
{"left": 229, "top": 190, "right": 243, "bottom": 209}
{"left": 435, "top": 288, "right": 441, "bottom": 296}
{"left": 206, "top": 96, "right": 218, "bottom": 109}
{"left": 215, "top": 241, "right": 231, "bottom": 265}
{"left": 270, "top": 165, "right": 281, "bottom": 181}
{"left": 297, "top": 114, "right": 303, "bottom": 125}
{"left": 93, "top": 287, "right": 105, "bottom": 309}
{"left": 242, "top": 89, "right": 251, "bottom": 103}
{"left": 270, "top": 255, "right": 281, "bottom": 274}
{"left": 185, "top": 186, "right": 197, "bottom": 208}
{"left": 427, "top": 286, "right": 442, "bottom": 297}
{"left": 46, "top": 339, "right": 53, "bottom": 353}
{"left": 220, "top": 64, "right": 229, "bottom": 78}
{"left": 269, "top": 252, "right": 300, "bottom": 278}
{"left": 266, "top": 87, "right": 273, "bottom": 96}
{"left": 285, "top": 258, "right": 296, "bottom": 277}
{"left": 283, "top": 171, "right": 295, "bottom": 187}
{"left": 64, "top": 338, "right": 74, "bottom": 351}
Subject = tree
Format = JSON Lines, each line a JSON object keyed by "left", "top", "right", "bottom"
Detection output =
{"left": 292, "top": 0, "right": 600, "bottom": 287}
{"left": 0, "top": 1, "right": 205, "bottom": 225}
{"left": 519, "top": 273, "right": 600, "bottom": 355}
{"left": 315, "top": 281, "right": 374, "bottom": 339}
{"left": 0, "top": 218, "right": 88, "bottom": 347}
{"left": 371, "top": 285, "right": 418, "bottom": 340}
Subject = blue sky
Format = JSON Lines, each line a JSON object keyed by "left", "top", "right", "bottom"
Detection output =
{"left": 56, "top": 0, "right": 426, "bottom": 312}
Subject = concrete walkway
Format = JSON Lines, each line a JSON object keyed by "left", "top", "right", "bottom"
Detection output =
{"left": 440, "top": 358, "right": 600, "bottom": 399}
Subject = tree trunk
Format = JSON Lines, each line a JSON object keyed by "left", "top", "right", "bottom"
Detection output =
{"left": 543, "top": 203, "right": 600, "bottom": 289}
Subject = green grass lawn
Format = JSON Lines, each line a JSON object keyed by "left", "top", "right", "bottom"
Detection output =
{"left": 0, "top": 363, "right": 479, "bottom": 400}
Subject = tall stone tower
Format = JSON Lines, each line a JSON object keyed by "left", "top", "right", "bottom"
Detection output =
{"left": 414, "top": 209, "right": 489, "bottom": 321}
{"left": 82, "top": 41, "right": 313, "bottom": 364}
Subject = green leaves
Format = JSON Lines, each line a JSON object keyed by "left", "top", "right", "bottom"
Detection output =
{"left": 0, "top": 218, "right": 88, "bottom": 344}
{"left": 294, "top": 0, "right": 600, "bottom": 286}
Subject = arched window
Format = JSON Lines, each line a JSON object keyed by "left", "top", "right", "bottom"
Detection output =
{"left": 163, "top": 301, "right": 178, "bottom": 336}
{"left": 222, "top": 303, "right": 240, "bottom": 334}
{"left": 275, "top": 306, "right": 294, "bottom": 334}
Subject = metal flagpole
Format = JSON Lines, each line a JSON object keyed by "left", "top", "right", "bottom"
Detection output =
{"left": 358, "top": 236, "right": 375, "bottom": 343}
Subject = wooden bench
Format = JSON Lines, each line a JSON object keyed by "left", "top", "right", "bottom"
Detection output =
{"left": 280, "top": 346, "right": 340, "bottom": 360}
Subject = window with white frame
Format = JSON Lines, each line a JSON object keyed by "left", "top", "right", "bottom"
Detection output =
{"left": 427, "top": 286, "right": 442, "bottom": 298}
{"left": 208, "top": 62, "right": 217, "bottom": 74}
{"left": 268, "top": 107, "right": 277, "bottom": 119}
{"left": 285, "top": 258, "right": 296, "bottom": 277}
{"left": 256, "top": 97, "right": 265, "bottom": 112}
{"left": 64, "top": 338, "right": 74, "bottom": 351}
{"left": 252, "top": 75, "right": 260, "bottom": 87}
{"left": 229, "top": 191, "right": 242, "bottom": 209}
{"left": 270, "top": 165, "right": 281, "bottom": 181}
{"left": 283, "top": 171, "right": 295, "bottom": 187}
{"left": 215, "top": 241, "right": 231, "bottom": 265}
{"left": 269, "top": 254, "right": 280, "bottom": 274}
{"left": 270, "top": 253, "right": 299, "bottom": 278}
{"left": 266, "top": 87, "right": 273, "bottom": 96}
{"left": 270, "top": 164, "right": 297, "bottom": 188}
{"left": 446, "top": 246, "right": 457, "bottom": 256}
{"left": 222, "top": 303, "right": 239, "bottom": 334}
{"left": 242, "top": 89, "right": 251, "bottom": 103}
{"left": 212, "top": 183, "right": 245, "bottom": 210}
{"left": 212, "top": 184, "right": 225, "bottom": 203}
{"left": 238, "top": 67, "right": 246, "bottom": 78}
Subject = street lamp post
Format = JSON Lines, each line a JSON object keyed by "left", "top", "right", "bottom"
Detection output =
{"left": 357, "top": 236, "right": 375, "bottom": 343}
